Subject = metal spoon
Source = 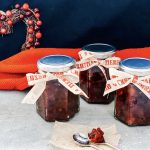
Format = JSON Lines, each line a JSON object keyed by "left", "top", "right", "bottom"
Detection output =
{"left": 73, "top": 133, "right": 103, "bottom": 150}
{"left": 73, "top": 133, "right": 120, "bottom": 150}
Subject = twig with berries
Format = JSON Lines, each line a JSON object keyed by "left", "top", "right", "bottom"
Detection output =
{"left": 0, "top": 3, "right": 42, "bottom": 50}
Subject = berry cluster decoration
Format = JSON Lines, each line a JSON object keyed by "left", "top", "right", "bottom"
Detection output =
{"left": 0, "top": 3, "right": 42, "bottom": 50}
{"left": 88, "top": 128, "right": 105, "bottom": 143}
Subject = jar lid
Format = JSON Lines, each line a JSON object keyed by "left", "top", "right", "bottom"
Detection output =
{"left": 120, "top": 57, "right": 150, "bottom": 76}
{"left": 37, "top": 55, "right": 76, "bottom": 72}
{"left": 82, "top": 43, "right": 116, "bottom": 59}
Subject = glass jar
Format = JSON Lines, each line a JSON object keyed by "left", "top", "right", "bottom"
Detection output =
{"left": 79, "top": 43, "right": 116, "bottom": 104}
{"left": 115, "top": 58, "right": 150, "bottom": 126}
{"left": 36, "top": 55, "right": 79, "bottom": 122}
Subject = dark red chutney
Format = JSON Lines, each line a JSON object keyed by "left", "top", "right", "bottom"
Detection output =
{"left": 79, "top": 43, "right": 116, "bottom": 104}
{"left": 115, "top": 84, "right": 150, "bottom": 126}
{"left": 36, "top": 80, "right": 79, "bottom": 122}
{"left": 36, "top": 55, "right": 80, "bottom": 122}
{"left": 114, "top": 57, "right": 150, "bottom": 126}
{"left": 80, "top": 66, "right": 115, "bottom": 104}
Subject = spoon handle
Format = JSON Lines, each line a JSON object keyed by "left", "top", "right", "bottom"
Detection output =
{"left": 90, "top": 144, "right": 104, "bottom": 150}
{"left": 104, "top": 143, "right": 121, "bottom": 150}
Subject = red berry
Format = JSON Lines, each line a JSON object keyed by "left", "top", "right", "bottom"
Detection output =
{"left": 37, "top": 20, "right": 42, "bottom": 26}
{"left": 1, "top": 28, "right": 7, "bottom": 34}
{"left": 22, "top": 3, "right": 29, "bottom": 10}
{"left": 6, "top": 10, "right": 12, "bottom": 17}
{"left": 28, "top": 28, "right": 34, "bottom": 34}
{"left": 36, "top": 32, "right": 42, "bottom": 39}
{"left": 35, "top": 13, "right": 40, "bottom": 18}
{"left": 28, "top": 37, "right": 33, "bottom": 43}
{"left": 28, "top": 20, "right": 33, "bottom": 25}
{"left": 7, "top": 20, "right": 13, "bottom": 26}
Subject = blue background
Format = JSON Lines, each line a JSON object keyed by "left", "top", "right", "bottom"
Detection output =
{"left": 0, "top": 0, "right": 150, "bottom": 60}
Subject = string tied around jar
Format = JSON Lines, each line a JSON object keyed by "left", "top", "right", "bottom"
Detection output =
{"left": 76, "top": 50, "right": 121, "bottom": 80}
{"left": 22, "top": 68, "right": 88, "bottom": 104}
{"left": 104, "top": 68, "right": 150, "bottom": 99}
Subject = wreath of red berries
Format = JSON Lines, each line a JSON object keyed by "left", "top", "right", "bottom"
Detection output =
{"left": 0, "top": 3, "right": 42, "bottom": 50}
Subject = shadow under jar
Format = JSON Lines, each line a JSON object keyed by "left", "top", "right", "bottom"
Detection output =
{"left": 115, "top": 58, "right": 150, "bottom": 126}
{"left": 80, "top": 43, "right": 116, "bottom": 104}
{"left": 36, "top": 55, "right": 79, "bottom": 122}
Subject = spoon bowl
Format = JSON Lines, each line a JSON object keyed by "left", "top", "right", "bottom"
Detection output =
{"left": 73, "top": 133, "right": 103, "bottom": 150}
{"left": 73, "top": 133, "right": 89, "bottom": 145}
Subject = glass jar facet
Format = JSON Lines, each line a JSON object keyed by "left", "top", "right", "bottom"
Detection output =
{"left": 115, "top": 58, "right": 150, "bottom": 126}
{"left": 80, "top": 66, "right": 115, "bottom": 103}
{"left": 115, "top": 84, "right": 150, "bottom": 126}
{"left": 36, "top": 80, "right": 79, "bottom": 122}
{"left": 80, "top": 43, "right": 116, "bottom": 104}
{"left": 36, "top": 55, "right": 79, "bottom": 122}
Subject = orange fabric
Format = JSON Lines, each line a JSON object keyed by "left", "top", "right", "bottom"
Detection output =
{"left": 0, "top": 47, "right": 149, "bottom": 91}
{"left": 0, "top": 48, "right": 80, "bottom": 90}
{"left": 115, "top": 47, "right": 150, "bottom": 59}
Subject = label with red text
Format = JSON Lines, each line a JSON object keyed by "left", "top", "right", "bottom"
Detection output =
{"left": 104, "top": 68, "right": 150, "bottom": 99}
{"left": 22, "top": 69, "right": 88, "bottom": 104}
{"left": 76, "top": 51, "right": 121, "bottom": 71}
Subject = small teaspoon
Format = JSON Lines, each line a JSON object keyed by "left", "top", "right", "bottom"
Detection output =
{"left": 73, "top": 133, "right": 120, "bottom": 150}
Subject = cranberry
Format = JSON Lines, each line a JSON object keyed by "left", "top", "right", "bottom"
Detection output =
{"left": 6, "top": 10, "right": 12, "bottom": 17}
{"left": 28, "top": 28, "right": 34, "bottom": 34}
{"left": 0, "top": 28, "right": 7, "bottom": 34}
{"left": 36, "top": 32, "right": 42, "bottom": 39}
{"left": 37, "top": 20, "right": 42, "bottom": 26}
{"left": 7, "top": 20, "right": 13, "bottom": 26}
{"left": 27, "top": 20, "right": 33, "bottom": 25}
{"left": 28, "top": 37, "right": 33, "bottom": 43}
{"left": 22, "top": 3, "right": 30, "bottom": 10}
{"left": 35, "top": 13, "right": 40, "bottom": 18}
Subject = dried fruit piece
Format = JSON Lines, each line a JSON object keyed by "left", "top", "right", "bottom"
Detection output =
{"left": 88, "top": 128, "right": 105, "bottom": 143}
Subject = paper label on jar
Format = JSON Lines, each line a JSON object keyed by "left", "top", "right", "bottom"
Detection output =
{"left": 26, "top": 68, "right": 80, "bottom": 85}
{"left": 76, "top": 51, "right": 121, "bottom": 71}
{"left": 104, "top": 68, "right": 150, "bottom": 99}
{"left": 22, "top": 69, "right": 88, "bottom": 104}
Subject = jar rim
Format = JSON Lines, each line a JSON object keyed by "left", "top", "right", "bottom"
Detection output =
{"left": 120, "top": 57, "right": 150, "bottom": 76}
{"left": 37, "top": 55, "right": 76, "bottom": 72}
{"left": 82, "top": 43, "right": 116, "bottom": 59}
